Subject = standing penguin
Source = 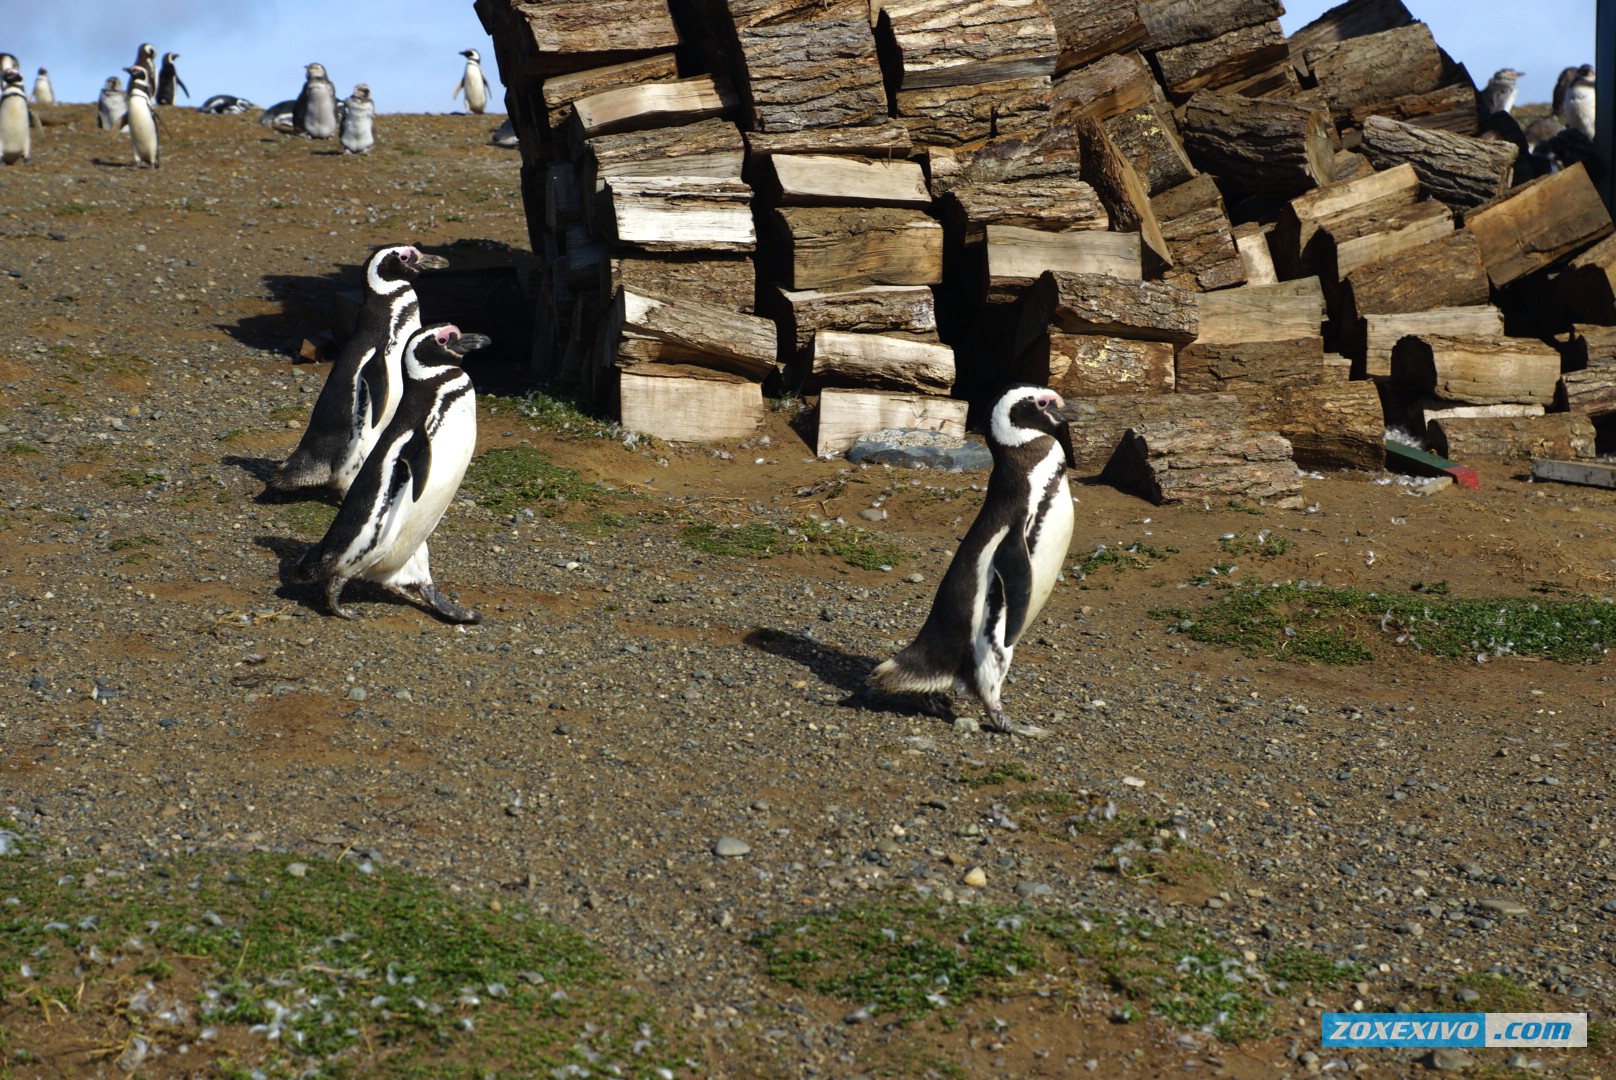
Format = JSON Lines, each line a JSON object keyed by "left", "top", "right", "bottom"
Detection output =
{"left": 1563, "top": 69, "right": 1596, "bottom": 139}
{"left": 296, "top": 323, "right": 487, "bottom": 624}
{"left": 1554, "top": 64, "right": 1594, "bottom": 121}
{"left": 867, "top": 384, "right": 1078, "bottom": 736}
{"left": 128, "top": 43, "right": 157, "bottom": 94}
{"left": 31, "top": 67, "right": 53, "bottom": 106}
{"left": 339, "top": 83, "right": 375, "bottom": 154}
{"left": 97, "top": 76, "right": 128, "bottom": 131}
{"left": 121, "top": 65, "right": 159, "bottom": 168}
{"left": 1478, "top": 68, "right": 1523, "bottom": 116}
{"left": 269, "top": 245, "right": 449, "bottom": 495}
{"left": 453, "top": 48, "right": 488, "bottom": 114}
{"left": 293, "top": 62, "right": 339, "bottom": 138}
{"left": 156, "top": 52, "right": 188, "bottom": 106}
{"left": 0, "top": 68, "right": 30, "bottom": 165}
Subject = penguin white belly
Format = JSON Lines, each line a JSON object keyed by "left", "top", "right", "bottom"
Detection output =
{"left": 334, "top": 329, "right": 413, "bottom": 493}
{"left": 129, "top": 104, "right": 158, "bottom": 166}
{"left": 0, "top": 95, "right": 29, "bottom": 164}
{"left": 366, "top": 394, "right": 477, "bottom": 585}
{"left": 1023, "top": 466, "right": 1074, "bottom": 634}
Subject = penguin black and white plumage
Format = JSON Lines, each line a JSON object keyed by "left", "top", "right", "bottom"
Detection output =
{"left": 1563, "top": 70, "right": 1596, "bottom": 140}
{"left": 1478, "top": 68, "right": 1522, "bottom": 117}
{"left": 269, "top": 244, "right": 449, "bottom": 496}
{"left": 121, "top": 65, "right": 159, "bottom": 169}
{"left": 258, "top": 99, "right": 296, "bottom": 129}
{"left": 0, "top": 68, "right": 30, "bottom": 166}
{"left": 295, "top": 323, "right": 486, "bottom": 624}
{"left": 98, "top": 77, "right": 128, "bottom": 131}
{"left": 128, "top": 43, "right": 157, "bottom": 95}
{"left": 339, "top": 83, "right": 375, "bottom": 154}
{"left": 1554, "top": 64, "right": 1594, "bottom": 121}
{"left": 198, "top": 94, "right": 255, "bottom": 115}
{"left": 453, "top": 48, "right": 488, "bottom": 114}
{"left": 156, "top": 52, "right": 188, "bottom": 106}
{"left": 31, "top": 67, "right": 53, "bottom": 106}
{"left": 293, "top": 62, "right": 338, "bottom": 138}
{"left": 868, "top": 385, "right": 1078, "bottom": 736}
{"left": 490, "top": 116, "right": 518, "bottom": 148}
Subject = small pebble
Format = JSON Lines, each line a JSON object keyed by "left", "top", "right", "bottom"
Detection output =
{"left": 713, "top": 837, "right": 751, "bottom": 858}
{"left": 962, "top": 866, "right": 987, "bottom": 888}
{"left": 1428, "top": 1048, "right": 1475, "bottom": 1071}
{"left": 1476, "top": 898, "right": 1529, "bottom": 917}
{"left": 286, "top": 862, "right": 309, "bottom": 878}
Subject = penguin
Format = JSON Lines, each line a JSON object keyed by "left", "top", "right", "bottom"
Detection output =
{"left": 258, "top": 99, "right": 297, "bottom": 129}
{"left": 31, "top": 67, "right": 53, "bottom": 106}
{"left": 490, "top": 116, "right": 518, "bottom": 148}
{"left": 269, "top": 244, "right": 450, "bottom": 496}
{"left": 867, "top": 384, "right": 1078, "bottom": 737}
{"left": 156, "top": 52, "right": 188, "bottom": 106}
{"left": 339, "top": 83, "right": 375, "bottom": 154}
{"left": 293, "top": 62, "right": 338, "bottom": 138}
{"left": 0, "top": 68, "right": 30, "bottom": 166}
{"left": 1563, "top": 69, "right": 1596, "bottom": 139}
{"left": 121, "top": 65, "right": 159, "bottom": 168}
{"left": 295, "top": 323, "right": 487, "bottom": 624}
{"left": 0, "top": 54, "right": 16, "bottom": 76}
{"left": 1478, "top": 68, "right": 1522, "bottom": 116}
{"left": 98, "top": 76, "right": 128, "bottom": 131}
{"left": 1554, "top": 64, "right": 1594, "bottom": 121}
{"left": 128, "top": 43, "right": 156, "bottom": 95}
{"left": 453, "top": 48, "right": 488, "bottom": 114}
{"left": 198, "top": 94, "right": 255, "bottom": 115}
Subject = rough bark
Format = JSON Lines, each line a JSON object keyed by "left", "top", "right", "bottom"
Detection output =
{"left": 1176, "top": 336, "right": 1326, "bottom": 392}
{"left": 1243, "top": 379, "right": 1386, "bottom": 471}
{"left": 1138, "top": 0, "right": 1285, "bottom": 51}
{"left": 1180, "top": 92, "right": 1335, "bottom": 199}
{"left": 926, "top": 124, "right": 1080, "bottom": 194}
{"left": 1100, "top": 420, "right": 1302, "bottom": 506}
{"left": 938, "top": 178, "right": 1108, "bottom": 245}
{"left": 878, "top": 0, "right": 1059, "bottom": 90}
{"left": 1465, "top": 164, "right": 1615, "bottom": 288}
{"left": 543, "top": 53, "right": 680, "bottom": 127}
{"left": 770, "top": 206, "right": 945, "bottom": 291}
{"left": 1302, "top": 23, "right": 1448, "bottom": 124}
{"left": 1061, "top": 392, "right": 1247, "bottom": 469}
{"left": 1103, "top": 102, "right": 1196, "bottom": 195}
{"left": 1346, "top": 81, "right": 1478, "bottom": 135}
{"left": 1317, "top": 198, "right": 1454, "bottom": 283}
{"left": 809, "top": 330, "right": 956, "bottom": 393}
{"left": 1286, "top": 0, "right": 1413, "bottom": 74}
{"left": 1428, "top": 414, "right": 1596, "bottom": 462}
{"left": 1041, "top": 334, "right": 1176, "bottom": 395}
{"left": 615, "top": 288, "right": 779, "bottom": 379}
{"left": 897, "top": 76, "right": 1053, "bottom": 147}
{"left": 1270, "top": 161, "right": 1421, "bottom": 278}
{"left": 1390, "top": 334, "right": 1562, "bottom": 406}
{"left": 1355, "top": 306, "right": 1504, "bottom": 377}
{"left": 773, "top": 284, "right": 939, "bottom": 366}
{"left": 1018, "top": 270, "right": 1200, "bottom": 351}
{"left": 1152, "top": 22, "right": 1290, "bottom": 100}
{"left": 1338, "top": 230, "right": 1489, "bottom": 325}
{"left": 1358, "top": 115, "right": 1517, "bottom": 212}
{"left": 580, "top": 117, "right": 745, "bottom": 194}
{"left": 514, "top": 0, "right": 680, "bottom": 75}
{"left": 1050, "top": 51, "right": 1158, "bottom": 122}
{"left": 612, "top": 255, "right": 757, "bottom": 315}
{"left": 1075, "top": 116, "right": 1171, "bottom": 270}
{"left": 736, "top": 16, "right": 889, "bottom": 132}
{"left": 1157, "top": 203, "right": 1247, "bottom": 292}
{"left": 745, "top": 122, "right": 913, "bottom": 159}
{"left": 1045, "top": 0, "right": 1147, "bottom": 74}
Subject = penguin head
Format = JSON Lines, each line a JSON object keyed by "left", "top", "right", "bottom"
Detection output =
{"left": 163, "top": 52, "right": 180, "bottom": 65}
{"left": 104, "top": 76, "right": 123, "bottom": 91}
{"left": 409, "top": 324, "right": 490, "bottom": 369}
{"left": 2, "top": 69, "right": 22, "bottom": 89}
{"left": 461, "top": 49, "right": 482, "bottom": 62}
{"left": 436, "top": 324, "right": 492, "bottom": 357}
{"left": 124, "top": 66, "right": 151, "bottom": 91}
{"left": 350, "top": 84, "right": 371, "bottom": 103}
{"left": 988, "top": 384, "right": 1078, "bottom": 467}
{"left": 370, "top": 245, "right": 450, "bottom": 288}
{"left": 306, "top": 62, "right": 328, "bottom": 81}
{"left": 138, "top": 43, "right": 156, "bottom": 63}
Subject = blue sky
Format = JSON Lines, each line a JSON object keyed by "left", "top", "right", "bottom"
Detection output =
{"left": 3, "top": 1, "right": 1598, "bottom": 116}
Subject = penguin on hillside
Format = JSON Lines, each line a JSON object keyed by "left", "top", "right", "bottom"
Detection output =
{"left": 0, "top": 67, "right": 30, "bottom": 165}
{"left": 98, "top": 76, "right": 128, "bottom": 131}
{"left": 1479, "top": 68, "right": 1523, "bottom": 116}
{"left": 128, "top": 43, "right": 157, "bottom": 94}
{"left": 453, "top": 48, "right": 488, "bottom": 114}
{"left": 1554, "top": 64, "right": 1594, "bottom": 121}
{"left": 293, "top": 62, "right": 339, "bottom": 138}
{"left": 339, "top": 83, "right": 375, "bottom": 154}
{"left": 867, "top": 384, "right": 1078, "bottom": 737}
{"left": 120, "top": 65, "right": 159, "bottom": 168}
{"left": 157, "top": 52, "right": 188, "bottom": 106}
{"left": 269, "top": 244, "right": 449, "bottom": 496}
{"left": 198, "top": 94, "right": 255, "bottom": 115}
{"left": 31, "top": 67, "right": 53, "bottom": 106}
{"left": 295, "top": 323, "right": 487, "bottom": 624}
{"left": 1563, "top": 68, "right": 1596, "bottom": 139}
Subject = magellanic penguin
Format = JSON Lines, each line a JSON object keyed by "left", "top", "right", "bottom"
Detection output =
{"left": 128, "top": 43, "right": 157, "bottom": 94}
{"left": 453, "top": 48, "right": 488, "bottom": 114}
{"left": 1478, "top": 68, "right": 1522, "bottom": 116}
{"left": 1563, "top": 69, "right": 1596, "bottom": 139}
{"left": 293, "top": 62, "right": 339, "bottom": 138}
{"left": 98, "top": 77, "right": 128, "bottom": 131}
{"left": 1554, "top": 64, "right": 1594, "bottom": 121}
{"left": 198, "top": 94, "right": 255, "bottom": 115}
{"left": 31, "top": 67, "right": 53, "bottom": 106}
{"left": 156, "top": 52, "right": 188, "bottom": 106}
{"left": 0, "top": 68, "right": 30, "bottom": 165}
{"left": 269, "top": 244, "right": 450, "bottom": 496}
{"left": 339, "top": 83, "right": 375, "bottom": 154}
{"left": 295, "top": 323, "right": 487, "bottom": 624}
{"left": 121, "top": 65, "right": 159, "bottom": 168}
{"left": 868, "top": 384, "right": 1079, "bottom": 737}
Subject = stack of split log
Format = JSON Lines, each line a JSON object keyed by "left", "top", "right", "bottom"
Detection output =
{"left": 476, "top": 0, "right": 1616, "bottom": 502}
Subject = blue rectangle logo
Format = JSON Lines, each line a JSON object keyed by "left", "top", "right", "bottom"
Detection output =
{"left": 1324, "top": 1012, "right": 1588, "bottom": 1048}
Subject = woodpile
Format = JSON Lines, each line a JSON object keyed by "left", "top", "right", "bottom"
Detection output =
{"left": 476, "top": 0, "right": 1616, "bottom": 492}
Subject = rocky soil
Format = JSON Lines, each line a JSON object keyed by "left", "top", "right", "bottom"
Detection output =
{"left": 2, "top": 105, "right": 1615, "bottom": 1078}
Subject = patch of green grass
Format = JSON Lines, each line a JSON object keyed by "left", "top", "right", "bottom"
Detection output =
{"left": 1450, "top": 972, "right": 1546, "bottom": 1013}
{"left": 5, "top": 442, "right": 38, "bottom": 455}
{"left": 108, "top": 533, "right": 161, "bottom": 552}
{"left": 1218, "top": 533, "right": 1292, "bottom": 558}
{"left": 680, "top": 520, "right": 904, "bottom": 571}
{"left": 1224, "top": 500, "right": 1265, "bottom": 516}
{"left": 461, "top": 446, "right": 613, "bottom": 518}
{"left": 0, "top": 849, "right": 688, "bottom": 1076}
{"left": 1264, "top": 948, "right": 1364, "bottom": 990}
{"left": 1075, "top": 542, "right": 1178, "bottom": 579}
{"left": 503, "top": 389, "right": 625, "bottom": 439}
{"left": 106, "top": 470, "right": 166, "bottom": 489}
{"left": 959, "top": 762, "right": 1036, "bottom": 788}
{"left": 51, "top": 202, "right": 91, "bottom": 216}
{"left": 1589, "top": 1019, "right": 1614, "bottom": 1054}
{"left": 1153, "top": 582, "right": 1616, "bottom": 664}
{"left": 269, "top": 404, "right": 307, "bottom": 423}
{"left": 279, "top": 499, "right": 339, "bottom": 538}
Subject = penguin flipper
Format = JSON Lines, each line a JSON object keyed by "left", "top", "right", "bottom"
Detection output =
{"left": 177, "top": 76, "right": 189, "bottom": 99}
{"left": 357, "top": 351, "right": 388, "bottom": 428}
{"left": 989, "top": 517, "right": 1034, "bottom": 646}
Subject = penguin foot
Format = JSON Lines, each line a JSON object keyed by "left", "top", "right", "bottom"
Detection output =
{"left": 922, "top": 693, "right": 954, "bottom": 718}
{"left": 324, "top": 576, "right": 358, "bottom": 620}
{"left": 416, "top": 583, "right": 482, "bottom": 625}
{"left": 983, "top": 709, "right": 1051, "bottom": 738}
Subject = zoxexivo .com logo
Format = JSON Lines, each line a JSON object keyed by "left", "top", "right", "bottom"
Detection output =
{"left": 1323, "top": 1013, "right": 1587, "bottom": 1048}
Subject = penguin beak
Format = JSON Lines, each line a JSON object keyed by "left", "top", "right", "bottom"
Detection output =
{"left": 410, "top": 253, "right": 450, "bottom": 273}
{"left": 444, "top": 333, "right": 491, "bottom": 357}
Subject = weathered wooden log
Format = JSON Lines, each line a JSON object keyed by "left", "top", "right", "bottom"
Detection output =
{"left": 982, "top": 226, "right": 1142, "bottom": 301}
{"left": 510, "top": 0, "right": 680, "bottom": 76}
{"left": 926, "top": 124, "right": 1080, "bottom": 193}
{"left": 1270, "top": 162, "right": 1421, "bottom": 278}
{"left": 773, "top": 284, "right": 939, "bottom": 367}
{"left": 765, "top": 155, "right": 931, "bottom": 209}
{"left": 1046, "top": 0, "right": 1147, "bottom": 74}
{"left": 542, "top": 53, "right": 680, "bottom": 129}
{"left": 1180, "top": 92, "right": 1335, "bottom": 199}
{"left": 816, "top": 388, "right": 969, "bottom": 456}
{"left": 745, "top": 122, "right": 913, "bottom": 159}
{"left": 1100, "top": 420, "right": 1302, "bottom": 507}
{"left": 1156, "top": 201, "right": 1246, "bottom": 292}
{"left": 604, "top": 177, "right": 756, "bottom": 252}
{"left": 1138, "top": 0, "right": 1285, "bottom": 51}
{"left": 1428, "top": 414, "right": 1596, "bottom": 462}
{"left": 613, "top": 288, "right": 779, "bottom": 379}
{"left": 1331, "top": 149, "right": 1376, "bottom": 182}
{"left": 570, "top": 75, "right": 737, "bottom": 139}
{"left": 1556, "top": 234, "right": 1616, "bottom": 325}
{"left": 1017, "top": 271, "right": 1200, "bottom": 352}
{"left": 1355, "top": 306, "right": 1505, "bottom": 377}
{"left": 938, "top": 178, "right": 1108, "bottom": 245}
{"left": 619, "top": 366, "right": 763, "bottom": 442}
{"left": 1152, "top": 21, "right": 1290, "bottom": 100}
{"left": 1243, "top": 379, "right": 1386, "bottom": 471}
{"left": 1346, "top": 81, "right": 1478, "bottom": 135}
{"left": 736, "top": 16, "right": 889, "bottom": 133}
{"left": 1232, "top": 223, "right": 1278, "bottom": 285}
{"left": 1176, "top": 336, "right": 1326, "bottom": 392}
{"left": 1103, "top": 102, "right": 1196, "bottom": 195}
{"left": 1390, "top": 334, "right": 1561, "bottom": 406}
{"left": 1316, "top": 198, "right": 1454, "bottom": 283}
{"left": 1560, "top": 368, "right": 1616, "bottom": 416}
{"left": 1285, "top": 0, "right": 1414, "bottom": 76}
{"left": 1357, "top": 116, "right": 1516, "bottom": 211}
{"left": 1466, "top": 164, "right": 1615, "bottom": 289}
{"left": 611, "top": 255, "right": 756, "bottom": 315}
{"left": 1194, "top": 279, "right": 1325, "bottom": 344}
{"left": 1412, "top": 400, "right": 1545, "bottom": 436}
{"left": 770, "top": 207, "right": 944, "bottom": 291}
{"left": 1338, "top": 230, "right": 1489, "bottom": 326}
{"left": 1150, "top": 171, "right": 1222, "bottom": 220}
{"left": 1052, "top": 51, "right": 1160, "bottom": 126}
{"left": 1062, "top": 392, "right": 1247, "bottom": 468}
{"left": 726, "top": 0, "right": 864, "bottom": 26}
{"left": 1302, "top": 23, "right": 1448, "bottom": 124}
{"left": 580, "top": 117, "right": 745, "bottom": 194}
{"left": 809, "top": 330, "right": 955, "bottom": 393}
{"left": 877, "top": 0, "right": 1058, "bottom": 90}
{"left": 1075, "top": 116, "right": 1171, "bottom": 270}
{"left": 1564, "top": 324, "right": 1616, "bottom": 372}
{"left": 1037, "top": 334, "right": 1176, "bottom": 396}
{"left": 898, "top": 76, "right": 1053, "bottom": 147}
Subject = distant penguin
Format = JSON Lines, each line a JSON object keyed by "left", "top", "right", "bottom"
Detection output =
{"left": 1563, "top": 70, "right": 1596, "bottom": 139}
{"left": 1478, "top": 68, "right": 1523, "bottom": 116}
{"left": 0, "top": 68, "right": 30, "bottom": 165}
{"left": 198, "top": 94, "right": 255, "bottom": 115}
{"left": 867, "top": 384, "right": 1078, "bottom": 737}
{"left": 31, "top": 67, "right": 53, "bottom": 106}
{"left": 490, "top": 116, "right": 518, "bottom": 148}
{"left": 258, "top": 99, "right": 297, "bottom": 129}
{"left": 1524, "top": 115, "right": 1563, "bottom": 154}
{"left": 270, "top": 244, "right": 450, "bottom": 496}
{"left": 98, "top": 76, "right": 128, "bottom": 131}
{"left": 295, "top": 323, "right": 487, "bottom": 624}
{"left": 0, "top": 54, "right": 17, "bottom": 77}
{"left": 156, "top": 52, "right": 188, "bottom": 106}
{"left": 454, "top": 48, "right": 488, "bottom": 114}
{"left": 1554, "top": 64, "right": 1594, "bottom": 121}
{"left": 121, "top": 65, "right": 159, "bottom": 168}
{"left": 128, "top": 43, "right": 156, "bottom": 94}
{"left": 339, "top": 83, "right": 375, "bottom": 154}
{"left": 293, "top": 62, "right": 338, "bottom": 138}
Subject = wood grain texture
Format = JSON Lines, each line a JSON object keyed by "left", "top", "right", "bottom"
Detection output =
{"left": 878, "top": 0, "right": 1059, "bottom": 90}
{"left": 815, "top": 388, "right": 969, "bottom": 455}
{"left": 810, "top": 330, "right": 956, "bottom": 393}
{"left": 1465, "top": 164, "right": 1615, "bottom": 288}
{"left": 1390, "top": 334, "right": 1562, "bottom": 406}
{"left": 1358, "top": 116, "right": 1516, "bottom": 211}
{"left": 1243, "top": 379, "right": 1386, "bottom": 471}
{"left": 1180, "top": 92, "right": 1334, "bottom": 199}
{"left": 619, "top": 368, "right": 763, "bottom": 442}
{"left": 737, "top": 16, "right": 889, "bottom": 132}
{"left": 771, "top": 206, "right": 945, "bottom": 291}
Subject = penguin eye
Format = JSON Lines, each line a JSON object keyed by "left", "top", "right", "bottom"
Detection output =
{"left": 1036, "top": 397, "right": 1050, "bottom": 410}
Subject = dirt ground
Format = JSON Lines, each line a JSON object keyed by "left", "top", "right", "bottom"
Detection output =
{"left": 2, "top": 105, "right": 1615, "bottom": 1078}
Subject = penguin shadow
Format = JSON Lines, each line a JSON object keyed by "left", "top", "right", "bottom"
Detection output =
{"left": 221, "top": 454, "right": 285, "bottom": 489}
{"left": 742, "top": 627, "right": 950, "bottom": 721}
{"left": 253, "top": 534, "right": 438, "bottom": 621}
{"left": 89, "top": 158, "right": 151, "bottom": 169}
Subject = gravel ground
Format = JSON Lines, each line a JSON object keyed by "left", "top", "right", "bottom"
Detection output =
{"left": 2, "top": 105, "right": 1615, "bottom": 1078}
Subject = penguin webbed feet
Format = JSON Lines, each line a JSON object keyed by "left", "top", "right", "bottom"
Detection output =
{"left": 982, "top": 708, "right": 1052, "bottom": 739}
{"left": 415, "top": 582, "right": 482, "bottom": 625}
{"left": 324, "top": 576, "right": 360, "bottom": 620}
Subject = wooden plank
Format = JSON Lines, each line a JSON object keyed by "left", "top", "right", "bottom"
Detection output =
{"left": 1176, "top": 336, "right": 1325, "bottom": 392}
{"left": 1465, "top": 164, "right": 1615, "bottom": 288}
{"left": 1233, "top": 222, "right": 1278, "bottom": 285}
{"left": 619, "top": 369, "right": 764, "bottom": 442}
{"left": 816, "top": 387, "right": 969, "bottom": 456}
{"left": 1271, "top": 161, "right": 1421, "bottom": 278}
{"left": 571, "top": 75, "right": 737, "bottom": 138}
{"left": 605, "top": 177, "right": 756, "bottom": 252}
{"left": 1530, "top": 459, "right": 1616, "bottom": 489}
{"left": 618, "top": 288, "right": 780, "bottom": 379}
{"left": 771, "top": 206, "right": 944, "bottom": 291}
{"left": 773, "top": 284, "right": 938, "bottom": 363}
{"left": 768, "top": 154, "right": 932, "bottom": 208}
{"left": 1384, "top": 439, "right": 1480, "bottom": 489}
{"left": 810, "top": 330, "right": 955, "bottom": 393}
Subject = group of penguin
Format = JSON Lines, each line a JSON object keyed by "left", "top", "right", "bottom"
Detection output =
{"left": 275, "top": 238, "right": 1080, "bottom": 735}
{"left": 1478, "top": 62, "right": 1598, "bottom": 178}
